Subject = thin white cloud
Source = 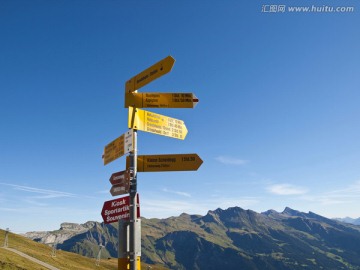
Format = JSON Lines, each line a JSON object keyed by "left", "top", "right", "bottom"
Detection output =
{"left": 0, "top": 207, "right": 22, "bottom": 212}
{"left": 162, "top": 188, "right": 191, "bottom": 197}
{"left": 215, "top": 156, "right": 248, "bottom": 165}
{"left": 301, "top": 195, "right": 350, "bottom": 205}
{"left": 267, "top": 184, "right": 308, "bottom": 195}
{"left": 300, "top": 180, "right": 360, "bottom": 205}
{"left": 142, "top": 199, "right": 193, "bottom": 216}
{"left": 326, "top": 180, "right": 360, "bottom": 195}
{"left": 0, "top": 183, "right": 77, "bottom": 199}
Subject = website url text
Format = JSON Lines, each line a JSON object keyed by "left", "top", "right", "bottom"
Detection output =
{"left": 261, "top": 5, "right": 355, "bottom": 13}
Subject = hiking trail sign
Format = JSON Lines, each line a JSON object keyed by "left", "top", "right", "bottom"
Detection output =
{"left": 126, "top": 153, "right": 203, "bottom": 172}
{"left": 125, "top": 55, "right": 175, "bottom": 93}
{"left": 101, "top": 194, "right": 140, "bottom": 224}
{"left": 128, "top": 107, "right": 188, "bottom": 140}
{"left": 103, "top": 130, "right": 134, "bottom": 165}
{"left": 103, "top": 55, "right": 202, "bottom": 270}
{"left": 125, "top": 92, "right": 198, "bottom": 108}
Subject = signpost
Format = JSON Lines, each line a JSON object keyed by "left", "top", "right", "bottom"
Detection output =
{"left": 126, "top": 153, "right": 203, "bottom": 172}
{"left": 125, "top": 92, "right": 199, "bottom": 108}
{"left": 103, "top": 55, "right": 202, "bottom": 270}
{"left": 103, "top": 130, "right": 134, "bottom": 165}
{"left": 125, "top": 55, "right": 175, "bottom": 93}
{"left": 101, "top": 195, "right": 140, "bottom": 224}
{"left": 128, "top": 107, "right": 188, "bottom": 140}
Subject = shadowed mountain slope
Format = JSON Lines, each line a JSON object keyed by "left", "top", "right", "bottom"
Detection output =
{"left": 25, "top": 207, "right": 360, "bottom": 270}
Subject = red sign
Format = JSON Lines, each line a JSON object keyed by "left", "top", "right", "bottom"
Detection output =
{"left": 109, "top": 170, "right": 131, "bottom": 185}
{"left": 101, "top": 194, "right": 140, "bottom": 224}
{"left": 110, "top": 184, "right": 129, "bottom": 196}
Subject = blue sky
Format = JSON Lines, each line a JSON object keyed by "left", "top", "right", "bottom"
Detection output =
{"left": 1, "top": 0, "right": 359, "bottom": 233}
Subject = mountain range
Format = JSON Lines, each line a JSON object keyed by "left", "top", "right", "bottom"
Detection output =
{"left": 334, "top": 217, "right": 360, "bottom": 226}
{"left": 25, "top": 207, "right": 360, "bottom": 270}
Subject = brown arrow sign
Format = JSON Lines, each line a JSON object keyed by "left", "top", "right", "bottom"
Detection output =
{"left": 109, "top": 170, "right": 131, "bottom": 185}
{"left": 110, "top": 184, "right": 130, "bottom": 197}
{"left": 109, "top": 170, "right": 131, "bottom": 197}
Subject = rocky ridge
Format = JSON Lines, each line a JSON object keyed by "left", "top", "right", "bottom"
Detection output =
{"left": 25, "top": 207, "right": 360, "bottom": 270}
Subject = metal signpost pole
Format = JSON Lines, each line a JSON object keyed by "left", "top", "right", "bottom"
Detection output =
{"left": 129, "top": 128, "right": 138, "bottom": 270}
{"left": 118, "top": 220, "right": 129, "bottom": 269}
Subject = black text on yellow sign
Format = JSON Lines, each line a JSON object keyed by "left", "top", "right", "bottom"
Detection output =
{"left": 128, "top": 107, "right": 188, "bottom": 140}
{"left": 125, "top": 55, "right": 175, "bottom": 93}
{"left": 126, "top": 153, "right": 203, "bottom": 172}
{"left": 103, "top": 130, "right": 134, "bottom": 165}
{"left": 125, "top": 92, "right": 199, "bottom": 108}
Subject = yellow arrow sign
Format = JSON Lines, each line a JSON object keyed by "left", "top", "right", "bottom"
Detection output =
{"left": 128, "top": 107, "right": 188, "bottom": 140}
{"left": 103, "top": 130, "right": 134, "bottom": 165}
{"left": 126, "top": 153, "right": 203, "bottom": 172}
{"left": 125, "top": 92, "right": 199, "bottom": 108}
{"left": 125, "top": 56, "right": 175, "bottom": 93}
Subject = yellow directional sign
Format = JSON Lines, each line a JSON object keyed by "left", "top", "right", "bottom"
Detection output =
{"left": 128, "top": 107, "right": 188, "bottom": 140}
{"left": 125, "top": 92, "right": 199, "bottom": 108}
{"left": 126, "top": 153, "right": 203, "bottom": 172}
{"left": 125, "top": 56, "right": 175, "bottom": 93}
{"left": 103, "top": 130, "right": 134, "bottom": 165}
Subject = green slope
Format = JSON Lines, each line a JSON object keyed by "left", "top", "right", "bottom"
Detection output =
{"left": 0, "top": 228, "right": 117, "bottom": 270}
{"left": 0, "top": 229, "right": 167, "bottom": 270}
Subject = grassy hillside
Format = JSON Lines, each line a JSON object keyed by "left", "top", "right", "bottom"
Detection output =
{"left": 0, "top": 229, "right": 167, "bottom": 270}
{"left": 0, "top": 228, "right": 117, "bottom": 270}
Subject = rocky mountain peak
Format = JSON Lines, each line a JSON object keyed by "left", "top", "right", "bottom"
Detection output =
{"left": 202, "top": 209, "right": 222, "bottom": 224}
{"left": 282, "top": 207, "right": 304, "bottom": 217}
{"left": 262, "top": 209, "right": 279, "bottom": 216}
{"left": 60, "top": 222, "right": 86, "bottom": 231}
